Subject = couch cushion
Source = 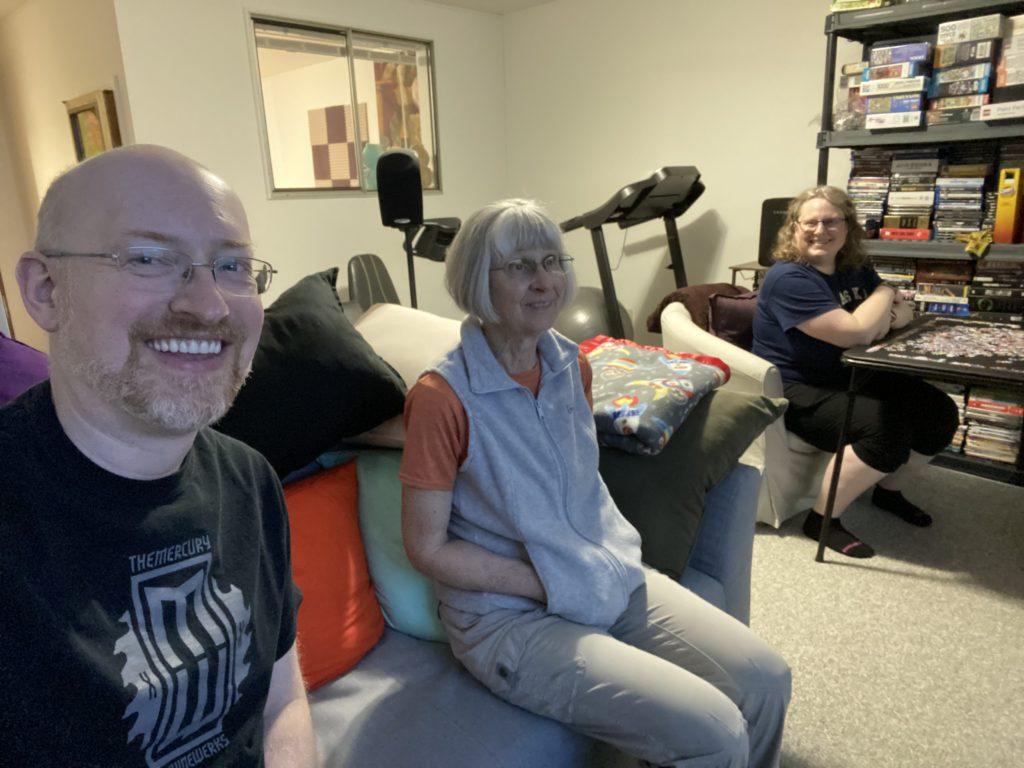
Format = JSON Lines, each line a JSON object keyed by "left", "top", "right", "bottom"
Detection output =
{"left": 599, "top": 389, "right": 786, "bottom": 579}
{"left": 285, "top": 460, "right": 385, "bottom": 690}
{"left": 348, "top": 303, "right": 461, "bottom": 447}
{"left": 356, "top": 448, "right": 447, "bottom": 642}
{"left": 215, "top": 268, "right": 407, "bottom": 477}
{"left": 308, "top": 627, "right": 591, "bottom": 768}
{"left": 353, "top": 303, "right": 461, "bottom": 387}
{"left": 708, "top": 291, "right": 758, "bottom": 351}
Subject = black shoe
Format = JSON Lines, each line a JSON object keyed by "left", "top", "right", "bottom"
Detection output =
{"left": 871, "top": 487, "right": 933, "bottom": 527}
{"left": 802, "top": 510, "right": 875, "bottom": 558}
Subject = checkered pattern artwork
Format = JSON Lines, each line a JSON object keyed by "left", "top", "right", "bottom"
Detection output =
{"left": 308, "top": 103, "right": 369, "bottom": 188}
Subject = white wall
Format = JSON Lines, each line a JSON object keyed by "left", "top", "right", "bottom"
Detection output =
{"left": 113, "top": 0, "right": 507, "bottom": 317}
{"left": 502, "top": 0, "right": 857, "bottom": 341}
{"left": 0, "top": 0, "right": 127, "bottom": 350}
{"left": 3, "top": 0, "right": 862, "bottom": 342}
{"left": 0, "top": 96, "right": 30, "bottom": 340}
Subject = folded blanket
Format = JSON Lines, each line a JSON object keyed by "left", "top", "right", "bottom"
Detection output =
{"left": 580, "top": 336, "right": 730, "bottom": 455}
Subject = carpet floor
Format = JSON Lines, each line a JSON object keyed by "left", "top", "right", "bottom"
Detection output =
{"left": 750, "top": 464, "right": 1024, "bottom": 768}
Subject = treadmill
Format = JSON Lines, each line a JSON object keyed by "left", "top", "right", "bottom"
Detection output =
{"left": 561, "top": 166, "right": 705, "bottom": 339}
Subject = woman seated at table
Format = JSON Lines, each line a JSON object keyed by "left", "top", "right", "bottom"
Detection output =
{"left": 752, "top": 185, "right": 959, "bottom": 558}
{"left": 400, "top": 198, "right": 791, "bottom": 767}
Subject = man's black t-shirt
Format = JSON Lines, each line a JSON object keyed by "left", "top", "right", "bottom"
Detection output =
{"left": 0, "top": 382, "right": 300, "bottom": 767}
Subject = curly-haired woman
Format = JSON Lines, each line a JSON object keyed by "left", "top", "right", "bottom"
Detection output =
{"left": 752, "top": 186, "right": 958, "bottom": 558}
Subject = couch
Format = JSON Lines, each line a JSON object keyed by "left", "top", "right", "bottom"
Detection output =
{"left": 0, "top": 268, "right": 782, "bottom": 765}
{"left": 659, "top": 299, "right": 831, "bottom": 529}
{"left": 303, "top": 303, "right": 784, "bottom": 768}
{"left": 0, "top": 274, "right": 782, "bottom": 767}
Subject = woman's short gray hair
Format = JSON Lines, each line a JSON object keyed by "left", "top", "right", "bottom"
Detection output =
{"left": 445, "top": 198, "right": 578, "bottom": 324}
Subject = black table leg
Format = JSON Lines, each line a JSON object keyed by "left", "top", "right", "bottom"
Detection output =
{"left": 816, "top": 369, "right": 861, "bottom": 563}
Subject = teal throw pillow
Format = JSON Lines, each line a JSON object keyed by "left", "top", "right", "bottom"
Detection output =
{"left": 355, "top": 449, "right": 447, "bottom": 642}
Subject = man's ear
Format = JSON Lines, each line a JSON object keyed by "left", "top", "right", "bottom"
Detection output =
{"left": 16, "top": 251, "right": 61, "bottom": 332}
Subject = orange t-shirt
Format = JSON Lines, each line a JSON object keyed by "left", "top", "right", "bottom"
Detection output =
{"left": 399, "top": 352, "right": 594, "bottom": 491}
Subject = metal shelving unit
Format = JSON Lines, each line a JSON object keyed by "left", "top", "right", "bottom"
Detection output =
{"left": 817, "top": 3, "right": 1024, "bottom": 486}
{"left": 933, "top": 451, "right": 1024, "bottom": 483}
{"left": 817, "top": 0, "right": 1024, "bottom": 185}
{"left": 864, "top": 240, "right": 1024, "bottom": 258}
{"left": 826, "top": 0, "right": 1024, "bottom": 41}
{"left": 820, "top": 121, "right": 1024, "bottom": 148}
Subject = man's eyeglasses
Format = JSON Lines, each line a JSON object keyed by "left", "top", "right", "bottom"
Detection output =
{"left": 490, "top": 254, "right": 575, "bottom": 280}
{"left": 40, "top": 246, "right": 277, "bottom": 297}
{"left": 797, "top": 217, "right": 846, "bottom": 233}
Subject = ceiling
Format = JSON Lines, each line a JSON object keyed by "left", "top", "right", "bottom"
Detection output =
{"left": 0, "top": 0, "right": 553, "bottom": 22}
{"left": 424, "top": 0, "right": 553, "bottom": 13}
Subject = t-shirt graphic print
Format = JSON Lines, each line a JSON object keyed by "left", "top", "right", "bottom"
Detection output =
{"left": 115, "top": 535, "right": 252, "bottom": 768}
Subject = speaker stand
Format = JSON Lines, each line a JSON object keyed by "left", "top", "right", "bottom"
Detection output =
{"left": 402, "top": 224, "right": 418, "bottom": 309}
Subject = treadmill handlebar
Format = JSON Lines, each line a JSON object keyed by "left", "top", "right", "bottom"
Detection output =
{"left": 560, "top": 166, "right": 703, "bottom": 233}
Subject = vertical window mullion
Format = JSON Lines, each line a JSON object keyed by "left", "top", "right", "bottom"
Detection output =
{"left": 344, "top": 29, "right": 365, "bottom": 190}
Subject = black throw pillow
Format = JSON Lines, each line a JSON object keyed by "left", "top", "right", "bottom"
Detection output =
{"left": 214, "top": 268, "right": 406, "bottom": 477}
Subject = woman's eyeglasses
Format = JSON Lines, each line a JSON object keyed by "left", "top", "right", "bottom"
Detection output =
{"left": 490, "top": 254, "right": 574, "bottom": 280}
{"left": 797, "top": 218, "right": 846, "bottom": 233}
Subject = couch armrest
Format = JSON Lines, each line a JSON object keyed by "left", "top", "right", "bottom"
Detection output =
{"left": 681, "top": 463, "right": 761, "bottom": 626}
{"left": 660, "top": 302, "right": 784, "bottom": 399}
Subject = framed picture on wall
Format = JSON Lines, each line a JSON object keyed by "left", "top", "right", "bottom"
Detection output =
{"left": 64, "top": 89, "right": 122, "bottom": 162}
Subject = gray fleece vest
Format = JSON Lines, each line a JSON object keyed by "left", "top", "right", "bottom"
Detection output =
{"left": 432, "top": 319, "right": 644, "bottom": 628}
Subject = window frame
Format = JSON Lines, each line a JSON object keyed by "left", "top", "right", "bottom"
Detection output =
{"left": 245, "top": 12, "right": 443, "bottom": 198}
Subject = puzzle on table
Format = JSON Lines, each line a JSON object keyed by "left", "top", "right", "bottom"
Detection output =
{"left": 865, "top": 317, "right": 1024, "bottom": 377}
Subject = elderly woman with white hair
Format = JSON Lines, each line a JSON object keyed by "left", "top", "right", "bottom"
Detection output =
{"left": 399, "top": 199, "right": 791, "bottom": 768}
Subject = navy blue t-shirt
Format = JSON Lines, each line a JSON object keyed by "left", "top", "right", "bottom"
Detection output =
{"left": 752, "top": 260, "right": 882, "bottom": 387}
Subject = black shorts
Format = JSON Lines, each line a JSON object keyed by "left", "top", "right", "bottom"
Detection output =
{"left": 783, "top": 373, "right": 960, "bottom": 474}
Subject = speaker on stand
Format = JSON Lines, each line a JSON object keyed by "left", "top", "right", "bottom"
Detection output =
{"left": 376, "top": 150, "right": 424, "bottom": 307}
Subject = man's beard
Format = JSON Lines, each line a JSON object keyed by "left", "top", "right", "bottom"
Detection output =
{"left": 54, "top": 311, "right": 251, "bottom": 434}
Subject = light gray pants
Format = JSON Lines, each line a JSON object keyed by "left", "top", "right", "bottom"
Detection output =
{"left": 439, "top": 570, "right": 791, "bottom": 768}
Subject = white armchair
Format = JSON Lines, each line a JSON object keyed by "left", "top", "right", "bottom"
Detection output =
{"left": 660, "top": 302, "right": 831, "bottom": 528}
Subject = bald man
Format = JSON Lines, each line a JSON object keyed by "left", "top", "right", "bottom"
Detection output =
{"left": 1, "top": 146, "right": 317, "bottom": 766}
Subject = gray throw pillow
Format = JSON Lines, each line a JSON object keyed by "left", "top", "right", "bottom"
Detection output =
{"left": 599, "top": 388, "right": 786, "bottom": 578}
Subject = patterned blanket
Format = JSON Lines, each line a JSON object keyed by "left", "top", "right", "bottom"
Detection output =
{"left": 580, "top": 336, "right": 730, "bottom": 455}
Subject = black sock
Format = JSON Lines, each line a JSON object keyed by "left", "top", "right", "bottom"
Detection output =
{"left": 872, "top": 487, "right": 933, "bottom": 527}
{"left": 802, "top": 510, "right": 875, "bottom": 558}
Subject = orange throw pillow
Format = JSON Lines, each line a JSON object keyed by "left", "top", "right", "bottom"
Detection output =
{"left": 285, "top": 460, "right": 384, "bottom": 690}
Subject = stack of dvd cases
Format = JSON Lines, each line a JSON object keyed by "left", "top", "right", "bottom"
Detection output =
{"left": 971, "top": 258, "right": 1024, "bottom": 322}
{"left": 964, "top": 389, "right": 1023, "bottom": 465}
{"left": 847, "top": 148, "right": 892, "bottom": 236}
{"left": 942, "top": 141, "right": 999, "bottom": 238}
{"left": 882, "top": 150, "right": 940, "bottom": 239}
{"left": 933, "top": 177, "right": 986, "bottom": 241}
{"left": 863, "top": 42, "right": 932, "bottom": 129}
{"left": 872, "top": 258, "right": 916, "bottom": 286}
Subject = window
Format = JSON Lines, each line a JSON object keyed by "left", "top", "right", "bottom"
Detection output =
{"left": 251, "top": 17, "right": 440, "bottom": 193}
